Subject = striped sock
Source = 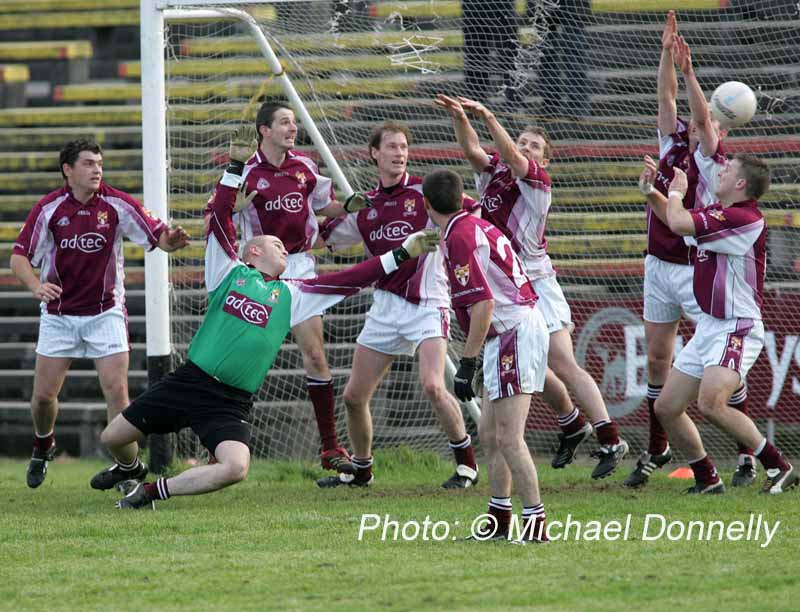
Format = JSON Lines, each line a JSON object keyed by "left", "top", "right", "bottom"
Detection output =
{"left": 449, "top": 435, "right": 477, "bottom": 470}
{"left": 351, "top": 456, "right": 373, "bottom": 483}
{"left": 558, "top": 408, "right": 587, "bottom": 436}
{"left": 593, "top": 419, "right": 620, "bottom": 446}
{"left": 521, "top": 503, "right": 547, "bottom": 542}
{"left": 144, "top": 477, "right": 170, "bottom": 501}
{"left": 647, "top": 383, "right": 668, "bottom": 455}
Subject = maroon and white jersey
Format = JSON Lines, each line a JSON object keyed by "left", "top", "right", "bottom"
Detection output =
{"left": 442, "top": 211, "right": 538, "bottom": 338}
{"left": 235, "top": 148, "right": 335, "bottom": 254}
{"left": 651, "top": 118, "right": 727, "bottom": 265}
{"left": 321, "top": 173, "right": 477, "bottom": 308}
{"left": 685, "top": 200, "right": 766, "bottom": 320}
{"left": 475, "top": 152, "right": 554, "bottom": 280}
{"left": 13, "top": 183, "right": 165, "bottom": 316}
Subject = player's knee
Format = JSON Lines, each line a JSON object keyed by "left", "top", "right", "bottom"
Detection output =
{"left": 421, "top": 378, "right": 446, "bottom": 403}
{"left": 697, "top": 393, "right": 725, "bottom": 420}
{"left": 342, "top": 385, "right": 367, "bottom": 412}
{"left": 224, "top": 458, "right": 250, "bottom": 484}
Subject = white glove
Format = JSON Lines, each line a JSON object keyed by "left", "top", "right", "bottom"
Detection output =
{"left": 233, "top": 185, "right": 257, "bottom": 212}
{"left": 343, "top": 192, "right": 373, "bottom": 213}
{"left": 401, "top": 228, "right": 441, "bottom": 258}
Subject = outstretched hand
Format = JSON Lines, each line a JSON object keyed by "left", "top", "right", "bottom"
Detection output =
{"left": 401, "top": 228, "right": 441, "bottom": 258}
{"left": 229, "top": 126, "right": 256, "bottom": 164}
{"left": 456, "top": 96, "right": 493, "bottom": 120}
{"left": 639, "top": 155, "right": 658, "bottom": 195}
{"left": 434, "top": 93, "right": 468, "bottom": 120}
{"left": 161, "top": 225, "right": 191, "bottom": 252}
{"left": 233, "top": 186, "right": 257, "bottom": 212}
{"left": 343, "top": 191, "right": 373, "bottom": 213}
{"left": 669, "top": 167, "right": 689, "bottom": 197}
{"left": 672, "top": 34, "right": 693, "bottom": 74}
{"left": 662, "top": 10, "right": 677, "bottom": 51}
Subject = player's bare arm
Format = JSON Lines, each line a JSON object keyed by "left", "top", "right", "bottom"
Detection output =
{"left": 463, "top": 299, "right": 494, "bottom": 359}
{"left": 434, "top": 93, "right": 490, "bottom": 173}
{"left": 673, "top": 34, "right": 719, "bottom": 157}
{"left": 639, "top": 155, "right": 669, "bottom": 225}
{"left": 665, "top": 167, "right": 695, "bottom": 236}
{"left": 9, "top": 254, "right": 62, "bottom": 303}
{"left": 656, "top": 10, "right": 678, "bottom": 135}
{"left": 458, "top": 96, "right": 528, "bottom": 176}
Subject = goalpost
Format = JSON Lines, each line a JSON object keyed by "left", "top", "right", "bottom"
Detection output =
{"left": 140, "top": 0, "right": 800, "bottom": 466}
{"left": 140, "top": 0, "right": 482, "bottom": 466}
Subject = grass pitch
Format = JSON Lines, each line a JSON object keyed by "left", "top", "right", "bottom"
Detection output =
{"left": 1, "top": 449, "right": 798, "bottom": 611}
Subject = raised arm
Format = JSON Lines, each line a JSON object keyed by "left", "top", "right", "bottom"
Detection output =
{"left": 434, "top": 93, "right": 490, "bottom": 173}
{"left": 639, "top": 155, "right": 669, "bottom": 225}
{"left": 458, "top": 96, "right": 529, "bottom": 178}
{"left": 674, "top": 35, "right": 718, "bottom": 157}
{"left": 665, "top": 167, "right": 696, "bottom": 236}
{"left": 657, "top": 10, "right": 678, "bottom": 136}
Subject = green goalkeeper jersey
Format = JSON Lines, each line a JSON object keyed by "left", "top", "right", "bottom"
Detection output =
{"left": 188, "top": 265, "right": 293, "bottom": 394}
{"left": 191, "top": 171, "right": 398, "bottom": 394}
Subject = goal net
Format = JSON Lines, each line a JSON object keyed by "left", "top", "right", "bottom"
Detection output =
{"left": 148, "top": 0, "right": 800, "bottom": 464}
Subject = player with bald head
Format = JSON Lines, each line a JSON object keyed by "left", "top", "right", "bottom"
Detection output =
{"left": 90, "top": 139, "right": 440, "bottom": 509}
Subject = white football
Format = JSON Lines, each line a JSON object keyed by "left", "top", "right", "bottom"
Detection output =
{"left": 710, "top": 81, "right": 757, "bottom": 128}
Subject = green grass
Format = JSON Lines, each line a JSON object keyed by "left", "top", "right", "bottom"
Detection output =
{"left": 1, "top": 449, "right": 798, "bottom": 611}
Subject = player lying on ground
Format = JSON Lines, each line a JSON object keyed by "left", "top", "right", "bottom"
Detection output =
{"left": 625, "top": 12, "right": 755, "bottom": 489}
{"left": 424, "top": 168, "right": 549, "bottom": 544}
{"left": 640, "top": 153, "right": 798, "bottom": 495}
{"left": 90, "top": 138, "right": 440, "bottom": 509}
{"left": 435, "top": 93, "right": 627, "bottom": 479}
{"left": 11, "top": 138, "right": 189, "bottom": 490}
{"left": 317, "top": 122, "right": 479, "bottom": 489}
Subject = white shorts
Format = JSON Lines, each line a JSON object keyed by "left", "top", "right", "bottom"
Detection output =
{"left": 357, "top": 290, "right": 449, "bottom": 356}
{"left": 643, "top": 254, "right": 702, "bottom": 323}
{"left": 673, "top": 314, "right": 764, "bottom": 381}
{"left": 281, "top": 252, "right": 316, "bottom": 280}
{"left": 531, "top": 275, "right": 572, "bottom": 334}
{"left": 483, "top": 307, "right": 549, "bottom": 401}
{"left": 36, "top": 305, "right": 129, "bottom": 359}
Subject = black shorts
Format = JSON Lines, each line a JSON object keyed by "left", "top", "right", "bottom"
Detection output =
{"left": 123, "top": 360, "right": 254, "bottom": 454}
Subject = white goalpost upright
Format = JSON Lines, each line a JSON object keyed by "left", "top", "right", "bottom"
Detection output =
{"left": 139, "top": 0, "right": 481, "bottom": 466}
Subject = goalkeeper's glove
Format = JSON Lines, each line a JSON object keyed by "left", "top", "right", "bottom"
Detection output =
{"left": 390, "top": 228, "right": 440, "bottom": 266}
{"left": 343, "top": 191, "right": 374, "bottom": 213}
{"left": 453, "top": 357, "right": 477, "bottom": 402}
{"left": 227, "top": 128, "right": 256, "bottom": 175}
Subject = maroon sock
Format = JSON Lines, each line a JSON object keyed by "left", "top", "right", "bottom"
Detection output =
{"left": 728, "top": 386, "right": 753, "bottom": 456}
{"left": 488, "top": 497, "right": 511, "bottom": 535}
{"left": 593, "top": 420, "right": 620, "bottom": 446}
{"left": 689, "top": 456, "right": 720, "bottom": 485}
{"left": 558, "top": 408, "right": 588, "bottom": 437}
{"left": 352, "top": 456, "right": 373, "bottom": 484}
{"left": 449, "top": 435, "right": 477, "bottom": 470}
{"left": 143, "top": 477, "right": 170, "bottom": 501}
{"left": 755, "top": 441, "right": 790, "bottom": 472}
{"left": 307, "top": 377, "right": 338, "bottom": 451}
{"left": 33, "top": 433, "right": 55, "bottom": 452}
{"left": 647, "top": 384, "right": 669, "bottom": 455}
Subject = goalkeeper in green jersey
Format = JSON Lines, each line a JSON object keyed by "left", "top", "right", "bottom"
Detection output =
{"left": 90, "top": 137, "right": 440, "bottom": 509}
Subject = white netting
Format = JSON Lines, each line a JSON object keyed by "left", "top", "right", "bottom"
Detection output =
{"left": 153, "top": 0, "right": 800, "bottom": 462}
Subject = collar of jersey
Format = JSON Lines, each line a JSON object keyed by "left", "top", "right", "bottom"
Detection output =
{"left": 443, "top": 211, "right": 470, "bottom": 240}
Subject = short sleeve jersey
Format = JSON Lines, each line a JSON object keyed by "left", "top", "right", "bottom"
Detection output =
{"left": 12, "top": 183, "right": 165, "bottom": 315}
{"left": 685, "top": 200, "right": 766, "bottom": 320}
{"left": 321, "top": 173, "right": 476, "bottom": 308}
{"left": 442, "top": 211, "right": 538, "bottom": 338}
{"left": 650, "top": 117, "right": 727, "bottom": 264}
{"left": 235, "top": 149, "right": 335, "bottom": 254}
{"left": 195, "top": 172, "right": 390, "bottom": 393}
{"left": 475, "top": 152, "right": 554, "bottom": 280}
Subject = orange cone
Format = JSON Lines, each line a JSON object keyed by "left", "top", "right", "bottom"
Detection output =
{"left": 668, "top": 467, "right": 694, "bottom": 479}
